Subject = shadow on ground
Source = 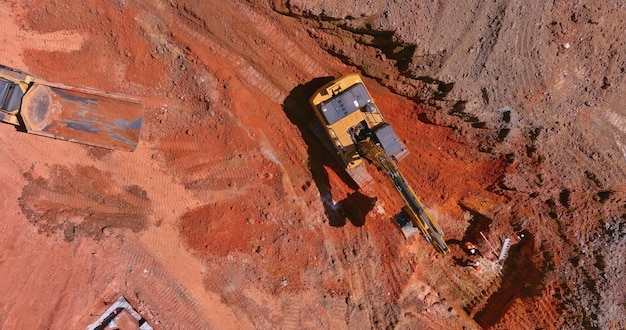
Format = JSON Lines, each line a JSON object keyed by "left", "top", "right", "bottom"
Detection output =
{"left": 474, "top": 231, "right": 544, "bottom": 328}
{"left": 282, "top": 77, "right": 376, "bottom": 227}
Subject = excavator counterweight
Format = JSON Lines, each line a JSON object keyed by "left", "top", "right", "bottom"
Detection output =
{"left": 309, "top": 73, "right": 449, "bottom": 254}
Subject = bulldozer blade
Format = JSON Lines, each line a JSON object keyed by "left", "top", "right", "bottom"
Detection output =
{"left": 21, "top": 83, "right": 143, "bottom": 151}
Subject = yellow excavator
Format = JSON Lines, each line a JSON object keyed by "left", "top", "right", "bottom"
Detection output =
{"left": 309, "top": 73, "right": 449, "bottom": 254}
{"left": 0, "top": 65, "right": 143, "bottom": 151}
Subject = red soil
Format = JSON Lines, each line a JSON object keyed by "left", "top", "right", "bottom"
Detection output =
{"left": 1, "top": 0, "right": 624, "bottom": 329}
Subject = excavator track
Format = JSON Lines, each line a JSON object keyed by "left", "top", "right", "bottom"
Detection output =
{"left": 358, "top": 140, "right": 449, "bottom": 254}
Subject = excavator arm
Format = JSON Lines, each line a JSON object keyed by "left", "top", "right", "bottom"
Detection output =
{"left": 358, "top": 140, "right": 450, "bottom": 254}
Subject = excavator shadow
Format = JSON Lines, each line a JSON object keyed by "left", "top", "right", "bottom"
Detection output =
{"left": 283, "top": 77, "right": 375, "bottom": 227}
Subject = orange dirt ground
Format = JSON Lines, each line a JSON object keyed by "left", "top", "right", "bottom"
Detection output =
{"left": 0, "top": 0, "right": 625, "bottom": 329}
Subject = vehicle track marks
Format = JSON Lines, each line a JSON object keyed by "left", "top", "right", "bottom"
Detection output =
{"left": 604, "top": 109, "right": 626, "bottom": 135}
{"left": 120, "top": 239, "right": 215, "bottom": 328}
{"left": 0, "top": 4, "right": 86, "bottom": 68}
{"left": 171, "top": 22, "right": 287, "bottom": 104}
{"left": 425, "top": 257, "right": 502, "bottom": 318}
{"left": 494, "top": 298, "right": 534, "bottom": 329}
{"left": 237, "top": 3, "right": 328, "bottom": 79}
{"left": 328, "top": 296, "right": 349, "bottom": 330}
{"left": 158, "top": 138, "right": 278, "bottom": 204}
{"left": 508, "top": 2, "right": 550, "bottom": 103}
{"left": 281, "top": 294, "right": 302, "bottom": 330}
{"left": 534, "top": 291, "right": 562, "bottom": 328}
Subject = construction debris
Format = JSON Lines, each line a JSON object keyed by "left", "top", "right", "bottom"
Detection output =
{"left": 87, "top": 296, "right": 152, "bottom": 330}
{"left": 498, "top": 238, "right": 512, "bottom": 262}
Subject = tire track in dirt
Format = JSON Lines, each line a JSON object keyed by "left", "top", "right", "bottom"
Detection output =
{"left": 432, "top": 0, "right": 501, "bottom": 80}
{"left": 492, "top": 299, "right": 534, "bottom": 330}
{"left": 556, "top": 116, "right": 626, "bottom": 189}
{"left": 468, "top": 0, "right": 508, "bottom": 77}
{"left": 0, "top": 127, "right": 45, "bottom": 177}
{"left": 310, "top": 225, "right": 411, "bottom": 329}
{"left": 155, "top": 11, "right": 306, "bottom": 209}
{"left": 280, "top": 294, "right": 302, "bottom": 330}
{"left": 493, "top": 290, "right": 562, "bottom": 330}
{"left": 0, "top": 4, "right": 86, "bottom": 68}
{"left": 508, "top": 2, "right": 551, "bottom": 104}
{"left": 119, "top": 235, "right": 237, "bottom": 328}
{"left": 133, "top": 271, "right": 208, "bottom": 328}
{"left": 142, "top": 92, "right": 273, "bottom": 209}
{"left": 534, "top": 289, "right": 562, "bottom": 328}
{"left": 0, "top": 124, "right": 87, "bottom": 172}
{"left": 201, "top": 257, "right": 287, "bottom": 329}
{"left": 99, "top": 144, "right": 207, "bottom": 231}
{"left": 242, "top": 287, "right": 280, "bottom": 330}
{"left": 201, "top": 263, "right": 249, "bottom": 320}
{"left": 139, "top": 4, "right": 286, "bottom": 103}
{"left": 293, "top": 295, "right": 327, "bottom": 328}
{"left": 170, "top": 0, "right": 334, "bottom": 105}
{"left": 170, "top": 21, "right": 287, "bottom": 104}
{"left": 159, "top": 140, "right": 258, "bottom": 189}
{"left": 421, "top": 255, "right": 503, "bottom": 321}
{"left": 157, "top": 133, "right": 285, "bottom": 206}
{"left": 237, "top": 2, "right": 328, "bottom": 79}
{"left": 603, "top": 109, "right": 626, "bottom": 136}
{"left": 328, "top": 296, "right": 349, "bottom": 329}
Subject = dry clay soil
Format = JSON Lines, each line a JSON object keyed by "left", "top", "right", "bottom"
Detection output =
{"left": 0, "top": 0, "right": 625, "bottom": 329}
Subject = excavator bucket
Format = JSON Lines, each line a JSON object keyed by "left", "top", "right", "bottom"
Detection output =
{"left": 0, "top": 65, "right": 143, "bottom": 151}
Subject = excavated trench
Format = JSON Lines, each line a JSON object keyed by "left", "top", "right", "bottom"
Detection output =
{"left": 473, "top": 232, "right": 544, "bottom": 328}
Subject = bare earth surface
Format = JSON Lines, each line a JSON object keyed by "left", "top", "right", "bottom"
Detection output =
{"left": 0, "top": 0, "right": 625, "bottom": 329}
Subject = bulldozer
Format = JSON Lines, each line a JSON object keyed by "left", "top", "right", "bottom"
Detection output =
{"left": 309, "top": 73, "right": 449, "bottom": 254}
{"left": 0, "top": 65, "right": 143, "bottom": 151}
